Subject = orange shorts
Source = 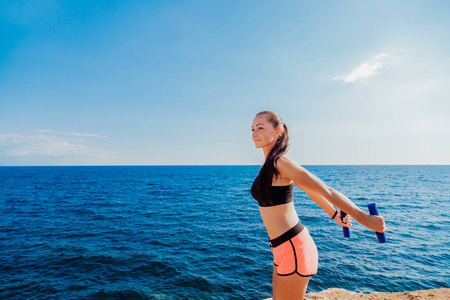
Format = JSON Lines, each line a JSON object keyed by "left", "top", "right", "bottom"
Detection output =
{"left": 270, "top": 223, "right": 318, "bottom": 277}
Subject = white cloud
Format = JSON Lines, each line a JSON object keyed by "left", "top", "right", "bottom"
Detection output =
{"left": 0, "top": 131, "right": 117, "bottom": 160}
{"left": 39, "top": 129, "right": 106, "bottom": 138}
{"left": 334, "top": 53, "right": 388, "bottom": 83}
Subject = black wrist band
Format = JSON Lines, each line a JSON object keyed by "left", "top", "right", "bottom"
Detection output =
{"left": 331, "top": 210, "right": 338, "bottom": 219}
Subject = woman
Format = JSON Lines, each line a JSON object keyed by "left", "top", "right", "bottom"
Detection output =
{"left": 250, "top": 111, "right": 387, "bottom": 299}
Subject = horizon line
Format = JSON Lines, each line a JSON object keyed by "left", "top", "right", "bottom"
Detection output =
{"left": 0, "top": 164, "right": 449, "bottom": 167}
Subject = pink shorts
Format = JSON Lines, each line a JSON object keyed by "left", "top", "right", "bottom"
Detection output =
{"left": 270, "top": 223, "right": 318, "bottom": 277}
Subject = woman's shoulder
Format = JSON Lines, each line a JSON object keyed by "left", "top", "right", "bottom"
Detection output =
{"left": 275, "top": 155, "right": 297, "bottom": 168}
{"left": 275, "top": 156, "right": 306, "bottom": 177}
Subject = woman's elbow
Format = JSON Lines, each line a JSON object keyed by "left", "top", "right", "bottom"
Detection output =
{"left": 327, "top": 186, "right": 336, "bottom": 194}
{"left": 324, "top": 187, "right": 337, "bottom": 203}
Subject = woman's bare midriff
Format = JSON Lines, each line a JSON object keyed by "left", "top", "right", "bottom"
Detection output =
{"left": 259, "top": 202, "right": 300, "bottom": 239}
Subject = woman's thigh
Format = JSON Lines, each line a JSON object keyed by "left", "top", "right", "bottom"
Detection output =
{"left": 272, "top": 265, "right": 311, "bottom": 300}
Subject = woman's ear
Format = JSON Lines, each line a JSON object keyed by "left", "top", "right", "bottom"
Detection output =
{"left": 276, "top": 127, "right": 282, "bottom": 136}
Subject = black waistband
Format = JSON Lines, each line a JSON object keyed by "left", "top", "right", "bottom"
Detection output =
{"left": 270, "top": 221, "right": 305, "bottom": 248}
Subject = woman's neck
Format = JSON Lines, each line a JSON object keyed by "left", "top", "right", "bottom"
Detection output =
{"left": 263, "top": 142, "right": 276, "bottom": 158}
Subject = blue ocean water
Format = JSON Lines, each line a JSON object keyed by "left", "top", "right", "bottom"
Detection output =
{"left": 0, "top": 165, "right": 449, "bottom": 299}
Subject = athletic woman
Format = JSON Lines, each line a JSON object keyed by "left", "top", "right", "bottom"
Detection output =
{"left": 250, "top": 111, "right": 387, "bottom": 299}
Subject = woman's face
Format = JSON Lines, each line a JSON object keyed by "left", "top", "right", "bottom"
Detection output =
{"left": 251, "top": 114, "right": 280, "bottom": 149}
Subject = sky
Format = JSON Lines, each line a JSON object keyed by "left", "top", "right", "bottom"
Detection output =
{"left": 1, "top": 0, "right": 449, "bottom": 166}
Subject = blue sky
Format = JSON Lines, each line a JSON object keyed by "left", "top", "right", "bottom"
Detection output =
{"left": 1, "top": 0, "right": 449, "bottom": 166}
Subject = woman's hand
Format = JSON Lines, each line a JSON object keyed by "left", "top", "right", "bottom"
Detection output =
{"left": 334, "top": 211, "right": 352, "bottom": 228}
{"left": 360, "top": 214, "right": 388, "bottom": 233}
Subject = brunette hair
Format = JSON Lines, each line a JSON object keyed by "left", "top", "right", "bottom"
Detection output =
{"left": 255, "top": 111, "right": 290, "bottom": 203}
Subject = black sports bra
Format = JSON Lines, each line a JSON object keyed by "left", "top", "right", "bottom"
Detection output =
{"left": 251, "top": 175, "right": 294, "bottom": 207}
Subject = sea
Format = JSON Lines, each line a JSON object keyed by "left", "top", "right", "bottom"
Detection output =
{"left": 0, "top": 165, "right": 449, "bottom": 300}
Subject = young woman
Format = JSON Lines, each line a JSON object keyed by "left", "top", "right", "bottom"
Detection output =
{"left": 250, "top": 111, "right": 387, "bottom": 299}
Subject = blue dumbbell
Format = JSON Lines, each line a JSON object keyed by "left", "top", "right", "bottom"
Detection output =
{"left": 341, "top": 210, "right": 350, "bottom": 238}
{"left": 367, "top": 203, "right": 386, "bottom": 243}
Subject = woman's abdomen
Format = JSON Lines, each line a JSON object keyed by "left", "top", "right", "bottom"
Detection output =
{"left": 259, "top": 203, "right": 300, "bottom": 239}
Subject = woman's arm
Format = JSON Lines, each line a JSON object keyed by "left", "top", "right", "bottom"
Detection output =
{"left": 304, "top": 187, "right": 337, "bottom": 217}
{"left": 277, "top": 156, "right": 387, "bottom": 233}
{"left": 303, "top": 187, "right": 352, "bottom": 228}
